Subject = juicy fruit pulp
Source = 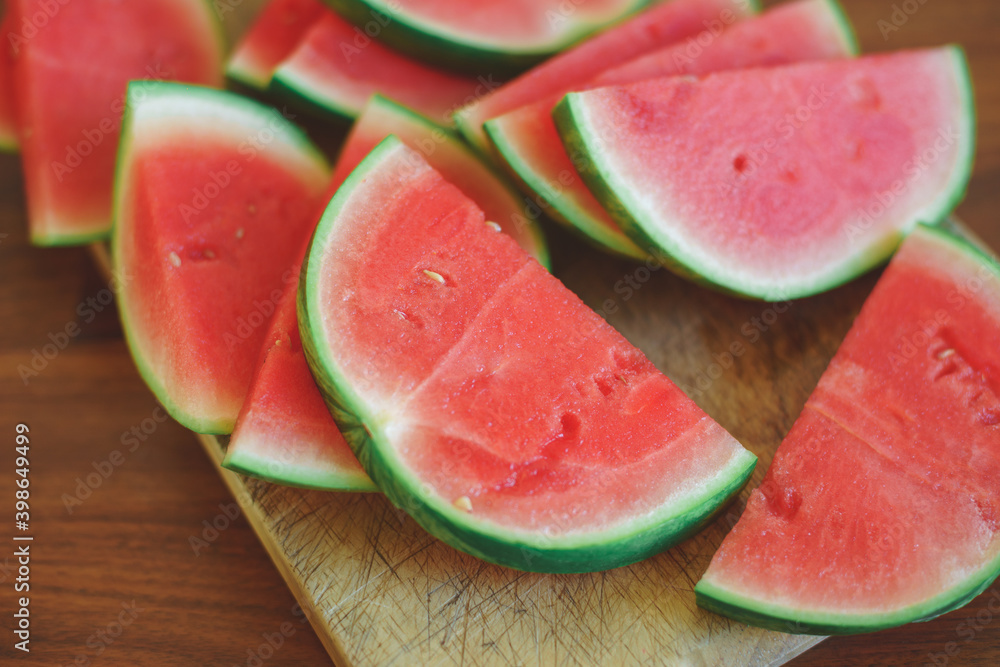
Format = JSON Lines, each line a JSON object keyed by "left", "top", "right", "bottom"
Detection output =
{"left": 226, "top": 273, "right": 374, "bottom": 491}
{"left": 329, "top": 95, "right": 548, "bottom": 267}
{"left": 454, "top": 0, "right": 757, "bottom": 154}
{"left": 299, "top": 137, "right": 757, "bottom": 572}
{"left": 555, "top": 47, "right": 974, "bottom": 299}
{"left": 271, "top": 11, "right": 483, "bottom": 124}
{"left": 10, "top": 0, "right": 223, "bottom": 245}
{"left": 226, "top": 0, "right": 325, "bottom": 89}
{"left": 0, "top": 11, "right": 17, "bottom": 152}
{"left": 113, "top": 82, "right": 330, "bottom": 434}
{"left": 326, "top": 0, "right": 650, "bottom": 76}
{"left": 486, "top": 0, "right": 857, "bottom": 259}
{"left": 697, "top": 226, "right": 1000, "bottom": 634}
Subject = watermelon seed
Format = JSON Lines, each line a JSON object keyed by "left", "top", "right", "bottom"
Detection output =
{"left": 423, "top": 270, "right": 446, "bottom": 285}
{"left": 204, "top": 249, "right": 216, "bottom": 259}
{"left": 168, "top": 251, "right": 181, "bottom": 267}
{"left": 938, "top": 348, "right": 956, "bottom": 360}
{"left": 248, "top": 204, "right": 257, "bottom": 215}
{"left": 486, "top": 221, "right": 502, "bottom": 232}
{"left": 235, "top": 228, "right": 245, "bottom": 239}
{"left": 453, "top": 496, "right": 473, "bottom": 512}
{"left": 393, "top": 309, "right": 407, "bottom": 320}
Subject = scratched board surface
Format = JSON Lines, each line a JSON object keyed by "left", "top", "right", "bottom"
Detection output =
{"left": 91, "top": 229, "right": 857, "bottom": 665}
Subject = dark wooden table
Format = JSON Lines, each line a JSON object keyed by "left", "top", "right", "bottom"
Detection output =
{"left": 1, "top": 1, "right": 998, "bottom": 664}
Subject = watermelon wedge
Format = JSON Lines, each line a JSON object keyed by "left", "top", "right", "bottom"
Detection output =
{"left": 10, "top": 0, "right": 224, "bottom": 246}
{"left": 454, "top": 0, "right": 758, "bottom": 155}
{"left": 271, "top": 11, "right": 481, "bottom": 124}
{"left": 555, "top": 47, "right": 975, "bottom": 299}
{"left": 696, "top": 225, "right": 1000, "bottom": 634}
{"left": 113, "top": 82, "right": 330, "bottom": 434}
{"left": 299, "top": 137, "right": 757, "bottom": 573}
{"left": 487, "top": 0, "right": 857, "bottom": 259}
{"left": 227, "top": 0, "right": 326, "bottom": 90}
{"left": 225, "top": 273, "right": 375, "bottom": 491}
{"left": 332, "top": 95, "right": 548, "bottom": 267}
{"left": 325, "top": 0, "right": 650, "bottom": 77}
{"left": 0, "top": 11, "right": 17, "bottom": 152}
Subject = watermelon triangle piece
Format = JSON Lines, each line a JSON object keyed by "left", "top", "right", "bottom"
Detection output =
{"left": 113, "top": 82, "right": 331, "bottom": 435}
{"left": 0, "top": 11, "right": 18, "bottom": 152}
{"left": 225, "top": 271, "right": 375, "bottom": 491}
{"left": 226, "top": 0, "right": 326, "bottom": 90}
{"left": 555, "top": 47, "right": 975, "bottom": 299}
{"left": 299, "top": 136, "right": 757, "bottom": 573}
{"left": 326, "top": 0, "right": 650, "bottom": 77}
{"left": 455, "top": 0, "right": 758, "bottom": 155}
{"left": 332, "top": 95, "right": 549, "bottom": 267}
{"left": 486, "top": 0, "right": 858, "bottom": 260}
{"left": 270, "top": 11, "right": 483, "bottom": 125}
{"left": 10, "top": 0, "right": 224, "bottom": 246}
{"left": 696, "top": 225, "right": 1000, "bottom": 634}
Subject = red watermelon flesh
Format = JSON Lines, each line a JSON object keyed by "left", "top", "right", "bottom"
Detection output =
{"left": 114, "top": 82, "right": 330, "bottom": 435}
{"left": 0, "top": 11, "right": 17, "bottom": 151}
{"left": 10, "top": 0, "right": 223, "bottom": 245}
{"left": 271, "top": 11, "right": 482, "bottom": 124}
{"left": 227, "top": 0, "right": 325, "bottom": 89}
{"left": 225, "top": 269, "right": 374, "bottom": 490}
{"left": 486, "top": 0, "right": 857, "bottom": 259}
{"left": 454, "top": 0, "right": 757, "bottom": 155}
{"left": 696, "top": 226, "right": 1000, "bottom": 633}
{"left": 328, "top": 95, "right": 548, "bottom": 266}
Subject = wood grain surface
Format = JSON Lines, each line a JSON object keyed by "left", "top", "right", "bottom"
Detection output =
{"left": 1, "top": 0, "right": 998, "bottom": 665}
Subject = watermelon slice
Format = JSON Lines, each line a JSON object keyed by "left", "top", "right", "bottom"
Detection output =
{"left": 332, "top": 95, "right": 548, "bottom": 266}
{"left": 271, "top": 11, "right": 481, "bottom": 125}
{"left": 225, "top": 273, "right": 375, "bottom": 491}
{"left": 486, "top": 0, "right": 857, "bottom": 259}
{"left": 298, "top": 137, "right": 757, "bottom": 573}
{"left": 9, "top": 0, "right": 224, "bottom": 246}
{"left": 454, "top": 0, "right": 758, "bottom": 155}
{"left": 0, "top": 11, "right": 17, "bottom": 152}
{"left": 113, "top": 82, "right": 330, "bottom": 434}
{"left": 555, "top": 47, "right": 975, "bottom": 299}
{"left": 696, "top": 225, "right": 1000, "bottom": 634}
{"left": 227, "top": 0, "right": 326, "bottom": 89}
{"left": 326, "top": 0, "right": 650, "bottom": 76}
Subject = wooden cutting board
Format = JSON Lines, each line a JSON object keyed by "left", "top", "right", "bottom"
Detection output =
{"left": 92, "top": 229, "right": 878, "bottom": 665}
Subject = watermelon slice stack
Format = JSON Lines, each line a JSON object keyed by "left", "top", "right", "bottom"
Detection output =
{"left": 7, "top": 0, "right": 997, "bottom": 636}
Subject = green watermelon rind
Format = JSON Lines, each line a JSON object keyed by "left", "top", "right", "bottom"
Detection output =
{"left": 299, "top": 136, "right": 758, "bottom": 573}
{"left": 483, "top": 117, "right": 648, "bottom": 261}
{"left": 111, "top": 81, "right": 329, "bottom": 435}
{"left": 484, "top": 0, "right": 859, "bottom": 264}
{"left": 322, "top": 0, "right": 652, "bottom": 77}
{"left": 695, "top": 226, "right": 1000, "bottom": 634}
{"left": 269, "top": 64, "right": 361, "bottom": 123}
{"left": 223, "top": 442, "right": 377, "bottom": 492}
{"left": 361, "top": 94, "right": 551, "bottom": 270}
{"left": 695, "top": 548, "right": 1000, "bottom": 635}
{"left": 552, "top": 45, "right": 976, "bottom": 301}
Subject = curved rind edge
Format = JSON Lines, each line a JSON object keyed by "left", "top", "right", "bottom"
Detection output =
{"left": 222, "top": 445, "right": 377, "bottom": 492}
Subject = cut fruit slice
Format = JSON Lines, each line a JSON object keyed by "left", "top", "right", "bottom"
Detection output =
{"left": 226, "top": 0, "right": 326, "bottom": 89}
{"left": 330, "top": 95, "right": 548, "bottom": 267}
{"left": 10, "top": 0, "right": 224, "bottom": 245}
{"left": 113, "top": 82, "right": 330, "bottom": 434}
{"left": 454, "top": 0, "right": 757, "bottom": 155}
{"left": 555, "top": 47, "right": 975, "bottom": 299}
{"left": 696, "top": 225, "right": 1000, "bottom": 634}
{"left": 225, "top": 272, "right": 375, "bottom": 491}
{"left": 299, "top": 137, "right": 757, "bottom": 573}
{"left": 326, "top": 0, "right": 649, "bottom": 77}
{"left": 271, "top": 11, "right": 481, "bottom": 125}
{"left": 0, "top": 11, "right": 17, "bottom": 152}
{"left": 487, "top": 0, "right": 857, "bottom": 260}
